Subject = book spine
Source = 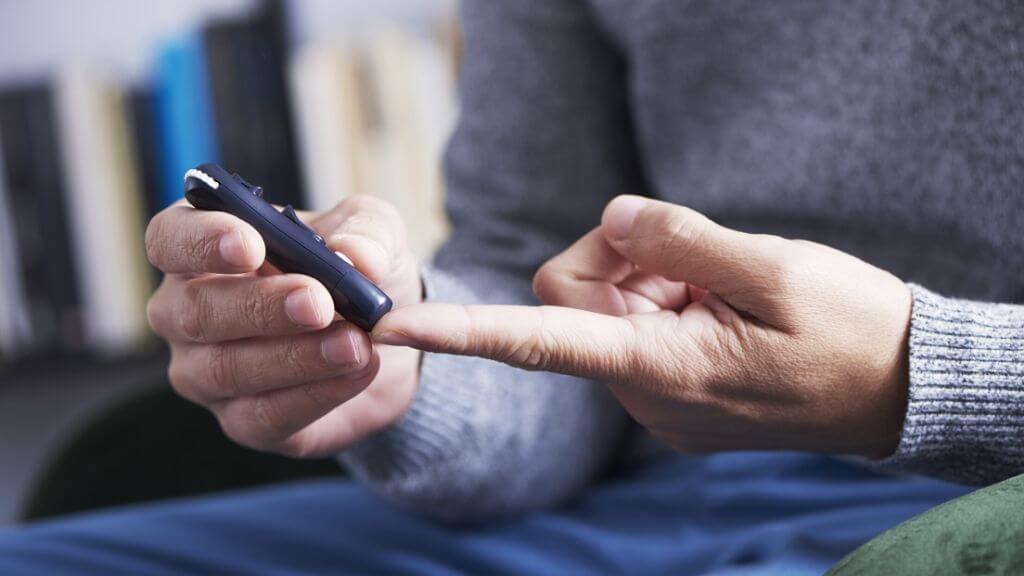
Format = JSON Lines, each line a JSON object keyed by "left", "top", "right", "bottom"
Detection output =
{"left": 54, "top": 69, "right": 154, "bottom": 355}
{"left": 153, "top": 31, "right": 219, "bottom": 210}
{"left": 206, "top": 1, "right": 305, "bottom": 208}
{"left": 289, "top": 43, "right": 368, "bottom": 212}
{"left": 0, "top": 135, "right": 33, "bottom": 360}
{"left": 0, "top": 87, "right": 84, "bottom": 356}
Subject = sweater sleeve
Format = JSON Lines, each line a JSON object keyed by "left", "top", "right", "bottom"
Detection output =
{"left": 876, "top": 284, "right": 1024, "bottom": 485}
{"left": 339, "top": 0, "right": 644, "bottom": 522}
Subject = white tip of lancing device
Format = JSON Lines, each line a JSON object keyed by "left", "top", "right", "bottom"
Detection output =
{"left": 184, "top": 168, "right": 220, "bottom": 190}
{"left": 335, "top": 251, "right": 354, "bottom": 266}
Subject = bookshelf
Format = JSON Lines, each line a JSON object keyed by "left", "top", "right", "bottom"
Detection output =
{"left": 0, "top": 0, "right": 458, "bottom": 377}
{"left": 0, "top": 0, "right": 459, "bottom": 524}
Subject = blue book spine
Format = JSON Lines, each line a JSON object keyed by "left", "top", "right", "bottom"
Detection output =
{"left": 153, "top": 31, "right": 219, "bottom": 209}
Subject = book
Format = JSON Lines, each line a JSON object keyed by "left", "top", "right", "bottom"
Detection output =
{"left": 288, "top": 41, "right": 370, "bottom": 212}
{"left": 205, "top": 0, "right": 305, "bottom": 208}
{"left": 364, "top": 27, "right": 455, "bottom": 258}
{"left": 127, "top": 87, "right": 164, "bottom": 220}
{"left": 0, "top": 86, "right": 84, "bottom": 357}
{"left": 0, "top": 136, "right": 33, "bottom": 360}
{"left": 127, "top": 86, "right": 167, "bottom": 288}
{"left": 152, "top": 31, "right": 219, "bottom": 210}
{"left": 53, "top": 68, "right": 154, "bottom": 355}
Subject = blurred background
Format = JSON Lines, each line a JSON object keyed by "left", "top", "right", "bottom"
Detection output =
{"left": 0, "top": 0, "right": 458, "bottom": 525}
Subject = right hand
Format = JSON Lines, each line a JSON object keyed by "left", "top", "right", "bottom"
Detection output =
{"left": 145, "top": 195, "right": 422, "bottom": 458}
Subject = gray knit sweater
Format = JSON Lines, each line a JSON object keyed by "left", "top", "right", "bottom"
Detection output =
{"left": 342, "top": 0, "right": 1024, "bottom": 519}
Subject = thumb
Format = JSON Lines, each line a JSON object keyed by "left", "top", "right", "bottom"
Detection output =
{"left": 372, "top": 303, "right": 645, "bottom": 382}
{"left": 601, "top": 195, "right": 779, "bottom": 308}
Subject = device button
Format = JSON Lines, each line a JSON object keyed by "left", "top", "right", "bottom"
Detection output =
{"left": 232, "top": 173, "right": 264, "bottom": 198}
{"left": 281, "top": 205, "right": 325, "bottom": 244}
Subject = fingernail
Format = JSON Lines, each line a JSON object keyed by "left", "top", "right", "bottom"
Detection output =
{"left": 373, "top": 330, "right": 413, "bottom": 347}
{"left": 321, "top": 329, "right": 362, "bottom": 366}
{"left": 330, "top": 234, "right": 389, "bottom": 270}
{"left": 285, "top": 288, "right": 324, "bottom": 327}
{"left": 219, "top": 231, "right": 249, "bottom": 268}
{"left": 334, "top": 251, "right": 354, "bottom": 266}
{"left": 603, "top": 196, "right": 648, "bottom": 240}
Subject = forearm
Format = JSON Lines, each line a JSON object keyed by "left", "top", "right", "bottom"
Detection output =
{"left": 877, "top": 284, "right": 1024, "bottom": 485}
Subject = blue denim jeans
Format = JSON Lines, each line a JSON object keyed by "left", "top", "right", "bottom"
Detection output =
{"left": 0, "top": 453, "right": 968, "bottom": 575}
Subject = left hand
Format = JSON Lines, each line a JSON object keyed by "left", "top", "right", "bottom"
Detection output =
{"left": 374, "top": 195, "right": 912, "bottom": 458}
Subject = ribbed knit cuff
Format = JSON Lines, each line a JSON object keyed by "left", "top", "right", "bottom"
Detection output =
{"left": 875, "top": 284, "right": 1024, "bottom": 486}
{"left": 340, "top": 349, "right": 485, "bottom": 501}
{"left": 339, "top": 265, "right": 480, "bottom": 490}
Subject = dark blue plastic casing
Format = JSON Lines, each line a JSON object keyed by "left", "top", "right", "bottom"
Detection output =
{"left": 184, "top": 163, "right": 392, "bottom": 331}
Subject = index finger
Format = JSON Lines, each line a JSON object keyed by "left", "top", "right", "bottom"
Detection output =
{"left": 145, "top": 202, "right": 265, "bottom": 274}
{"left": 372, "top": 302, "right": 640, "bottom": 381}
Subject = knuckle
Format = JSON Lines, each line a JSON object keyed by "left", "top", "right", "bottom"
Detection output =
{"left": 144, "top": 216, "right": 165, "bottom": 267}
{"left": 505, "top": 334, "right": 548, "bottom": 370}
{"left": 503, "top": 309, "right": 557, "bottom": 371}
{"left": 179, "top": 280, "right": 210, "bottom": 342}
{"left": 764, "top": 239, "right": 808, "bottom": 284}
{"left": 343, "top": 194, "right": 396, "bottom": 218}
{"left": 339, "top": 194, "right": 378, "bottom": 219}
{"left": 620, "top": 318, "right": 652, "bottom": 378}
{"left": 758, "top": 235, "right": 790, "bottom": 261}
{"left": 240, "top": 280, "right": 277, "bottom": 334}
{"left": 146, "top": 295, "right": 161, "bottom": 333}
{"left": 166, "top": 356, "right": 194, "bottom": 399}
{"left": 251, "top": 395, "right": 289, "bottom": 440}
{"left": 146, "top": 285, "right": 170, "bottom": 336}
{"left": 277, "top": 337, "right": 313, "bottom": 379}
{"left": 206, "top": 344, "right": 242, "bottom": 399}
{"left": 217, "top": 412, "right": 261, "bottom": 451}
{"left": 337, "top": 196, "right": 404, "bottom": 245}
{"left": 299, "top": 381, "right": 327, "bottom": 406}
{"left": 185, "top": 227, "right": 220, "bottom": 268}
{"left": 659, "top": 210, "right": 708, "bottom": 263}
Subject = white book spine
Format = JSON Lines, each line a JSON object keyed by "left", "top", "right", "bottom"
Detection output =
{"left": 365, "top": 28, "right": 454, "bottom": 259}
{"left": 289, "top": 43, "right": 367, "bottom": 213}
{"left": 54, "top": 68, "right": 153, "bottom": 355}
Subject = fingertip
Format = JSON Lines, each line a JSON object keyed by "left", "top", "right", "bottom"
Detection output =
{"left": 218, "top": 231, "right": 251, "bottom": 269}
{"left": 601, "top": 195, "right": 649, "bottom": 242}
{"left": 152, "top": 206, "right": 266, "bottom": 274}
{"left": 321, "top": 321, "right": 372, "bottom": 367}
{"left": 222, "top": 222, "right": 265, "bottom": 272}
{"left": 284, "top": 282, "right": 335, "bottom": 329}
{"left": 371, "top": 310, "right": 414, "bottom": 347}
{"left": 307, "top": 280, "right": 336, "bottom": 327}
{"left": 328, "top": 234, "right": 390, "bottom": 283}
{"left": 371, "top": 303, "right": 442, "bottom": 347}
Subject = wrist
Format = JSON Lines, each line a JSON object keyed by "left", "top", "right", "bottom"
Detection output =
{"left": 860, "top": 283, "right": 912, "bottom": 459}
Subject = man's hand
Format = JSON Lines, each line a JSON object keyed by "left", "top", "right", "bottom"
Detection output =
{"left": 146, "top": 196, "right": 421, "bottom": 458}
{"left": 373, "top": 195, "right": 911, "bottom": 458}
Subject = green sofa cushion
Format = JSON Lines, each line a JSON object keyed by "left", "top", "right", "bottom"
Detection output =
{"left": 828, "top": 473, "right": 1024, "bottom": 575}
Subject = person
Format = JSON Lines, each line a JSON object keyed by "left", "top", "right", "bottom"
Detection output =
{"left": 2, "top": 1, "right": 1022, "bottom": 573}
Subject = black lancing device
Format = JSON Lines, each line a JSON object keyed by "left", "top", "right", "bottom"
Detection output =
{"left": 184, "top": 163, "right": 392, "bottom": 331}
